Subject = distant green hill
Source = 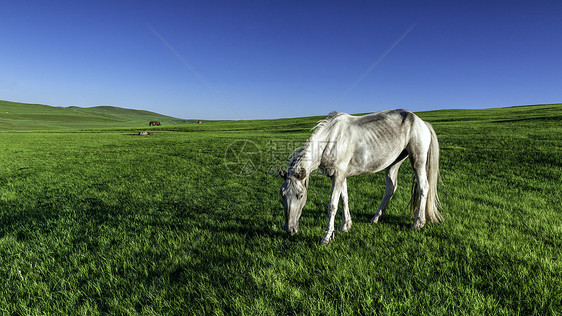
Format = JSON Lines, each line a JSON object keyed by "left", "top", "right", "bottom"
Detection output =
{"left": 0, "top": 100, "right": 202, "bottom": 130}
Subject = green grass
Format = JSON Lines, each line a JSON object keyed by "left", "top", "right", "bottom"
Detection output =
{"left": 0, "top": 103, "right": 560, "bottom": 314}
{"left": 0, "top": 100, "right": 204, "bottom": 130}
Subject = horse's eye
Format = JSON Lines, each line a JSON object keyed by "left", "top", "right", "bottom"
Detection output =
{"left": 297, "top": 194, "right": 303, "bottom": 200}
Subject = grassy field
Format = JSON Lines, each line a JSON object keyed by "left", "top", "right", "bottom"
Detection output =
{"left": 0, "top": 103, "right": 560, "bottom": 314}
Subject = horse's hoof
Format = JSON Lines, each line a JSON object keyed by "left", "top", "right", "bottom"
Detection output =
{"left": 340, "top": 221, "right": 352, "bottom": 232}
{"left": 320, "top": 232, "right": 335, "bottom": 245}
{"left": 411, "top": 220, "right": 425, "bottom": 230}
{"left": 371, "top": 210, "right": 385, "bottom": 224}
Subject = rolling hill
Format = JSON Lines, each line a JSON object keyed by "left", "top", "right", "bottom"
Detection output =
{"left": 0, "top": 100, "right": 201, "bottom": 130}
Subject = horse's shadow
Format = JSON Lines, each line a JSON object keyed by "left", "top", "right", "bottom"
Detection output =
{"left": 367, "top": 213, "right": 413, "bottom": 228}
{"left": 207, "top": 211, "right": 414, "bottom": 246}
{"left": 211, "top": 220, "right": 287, "bottom": 239}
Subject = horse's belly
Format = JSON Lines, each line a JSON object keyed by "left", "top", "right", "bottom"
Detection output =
{"left": 347, "top": 146, "right": 404, "bottom": 176}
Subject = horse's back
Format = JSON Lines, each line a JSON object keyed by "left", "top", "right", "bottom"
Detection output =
{"left": 354, "top": 109, "right": 417, "bottom": 126}
{"left": 347, "top": 109, "right": 421, "bottom": 142}
{"left": 354, "top": 109, "right": 432, "bottom": 164}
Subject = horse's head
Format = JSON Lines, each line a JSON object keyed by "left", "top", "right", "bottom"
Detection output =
{"left": 278, "top": 167, "right": 308, "bottom": 235}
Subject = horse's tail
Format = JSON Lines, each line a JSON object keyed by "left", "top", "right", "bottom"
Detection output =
{"left": 424, "top": 122, "right": 443, "bottom": 222}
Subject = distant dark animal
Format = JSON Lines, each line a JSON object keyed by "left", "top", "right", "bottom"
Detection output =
{"left": 278, "top": 109, "right": 443, "bottom": 244}
{"left": 138, "top": 131, "right": 152, "bottom": 136}
{"left": 198, "top": 120, "right": 202, "bottom": 124}
{"left": 149, "top": 121, "right": 161, "bottom": 126}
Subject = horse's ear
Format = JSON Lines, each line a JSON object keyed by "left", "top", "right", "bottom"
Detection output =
{"left": 277, "top": 166, "right": 287, "bottom": 179}
{"left": 297, "top": 168, "right": 307, "bottom": 180}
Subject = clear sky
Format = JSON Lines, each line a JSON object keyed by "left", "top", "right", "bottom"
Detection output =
{"left": 1, "top": 1, "right": 560, "bottom": 120}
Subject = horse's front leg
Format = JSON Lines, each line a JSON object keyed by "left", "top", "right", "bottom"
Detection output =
{"left": 340, "top": 178, "right": 352, "bottom": 232}
{"left": 321, "top": 175, "right": 344, "bottom": 244}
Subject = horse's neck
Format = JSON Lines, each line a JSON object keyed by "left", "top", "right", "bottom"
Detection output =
{"left": 292, "top": 137, "right": 327, "bottom": 174}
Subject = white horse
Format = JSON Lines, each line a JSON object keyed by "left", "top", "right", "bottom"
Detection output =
{"left": 278, "top": 109, "right": 443, "bottom": 244}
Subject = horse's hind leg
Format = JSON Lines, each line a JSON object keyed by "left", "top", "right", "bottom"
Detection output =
{"left": 371, "top": 155, "right": 407, "bottom": 224}
{"left": 411, "top": 156, "right": 429, "bottom": 230}
{"left": 407, "top": 125, "right": 433, "bottom": 229}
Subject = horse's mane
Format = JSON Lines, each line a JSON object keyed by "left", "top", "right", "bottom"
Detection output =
{"left": 289, "top": 112, "right": 345, "bottom": 172}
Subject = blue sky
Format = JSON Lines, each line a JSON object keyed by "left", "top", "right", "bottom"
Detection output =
{"left": 1, "top": 1, "right": 560, "bottom": 120}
